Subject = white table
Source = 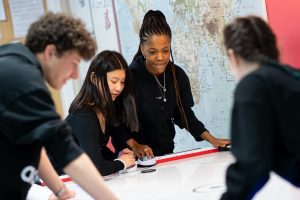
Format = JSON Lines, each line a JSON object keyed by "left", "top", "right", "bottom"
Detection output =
{"left": 27, "top": 147, "right": 300, "bottom": 200}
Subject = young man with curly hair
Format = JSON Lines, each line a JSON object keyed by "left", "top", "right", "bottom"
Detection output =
{"left": 0, "top": 13, "right": 118, "bottom": 200}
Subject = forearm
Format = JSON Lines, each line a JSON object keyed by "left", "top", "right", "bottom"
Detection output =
{"left": 38, "top": 148, "right": 65, "bottom": 195}
{"left": 200, "top": 131, "right": 215, "bottom": 143}
{"left": 63, "top": 153, "right": 118, "bottom": 200}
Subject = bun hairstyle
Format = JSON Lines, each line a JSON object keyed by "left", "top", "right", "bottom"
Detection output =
{"left": 223, "top": 16, "right": 279, "bottom": 63}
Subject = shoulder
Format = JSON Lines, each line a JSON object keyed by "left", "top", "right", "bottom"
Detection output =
{"left": 66, "top": 108, "right": 96, "bottom": 122}
{"left": 1, "top": 61, "right": 44, "bottom": 84}
{"left": 172, "top": 63, "right": 186, "bottom": 74}
{"left": 0, "top": 47, "right": 46, "bottom": 102}
{"left": 234, "top": 70, "right": 269, "bottom": 103}
{"left": 0, "top": 66, "right": 48, "bottom": 114}
{"left": 129, "top": 55, "right": 143, "bottom": 71}
{"left": 65, "top": 108, "right": 100, "bottom": 136}
{"left": 172, "top": 63, "right": 188, "bottom": 79}
{"left": 260, "top": 62, "right": 300, "bottom": 87}
{"left": 169, "top": 63, "right": 189, "bottom": 85}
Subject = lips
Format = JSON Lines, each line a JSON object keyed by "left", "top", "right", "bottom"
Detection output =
{"left": 154, "top": 63, "right": 166, "bottom": 67}
{"left": 112, "top": 94, "right": 119, "bottom": 98}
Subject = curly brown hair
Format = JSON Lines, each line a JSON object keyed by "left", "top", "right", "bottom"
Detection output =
{"left": 25, "top": 12, "right": 97, "bottom": 60}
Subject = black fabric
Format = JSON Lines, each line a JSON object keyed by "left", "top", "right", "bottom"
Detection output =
{"left": 221, "top": 62, "right": 300, "bottom": 200}
{"left": 64, "top": 108, "right": 125, "bottom": 176}
{"left": 124, "top": 55, "right": 207, "bottom": 156}
{"left": 0, "top": 43, "right": 83, "bottom": 199}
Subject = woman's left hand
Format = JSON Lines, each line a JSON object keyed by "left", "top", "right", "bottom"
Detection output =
{"left": 210, "top": 138, "right": 231, "bottom": 148}
{"left": 201, "top": 131, "right": 231, "bottom": 148}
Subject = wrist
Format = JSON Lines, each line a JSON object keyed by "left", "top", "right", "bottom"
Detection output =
{"left": 201, "top": 131, "right": 215, "bottom": 144}
{"left": 126, "top": 138, "right": 138, "bottom": 150}
{"left": 54, "top": 183, "right": 66, "bottom": 198}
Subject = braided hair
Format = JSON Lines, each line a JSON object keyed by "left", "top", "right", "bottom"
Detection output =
{"left": 133, "top": 10, "right": 189, "bottom": 131}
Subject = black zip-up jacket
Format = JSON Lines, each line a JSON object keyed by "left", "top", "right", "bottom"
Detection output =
{"left": 0, "top": 43, "right": 83, "bottom": 199}
{"left": 128, "top": 55, "right": 207, "bottom": 156}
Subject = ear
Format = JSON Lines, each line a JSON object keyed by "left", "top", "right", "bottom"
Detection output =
{"left": 140, "top": 44, "right": 145, "bottom": 57}
{"left": 90, "top": 72, "right": 97, "bottom": 85}
{"left": 44, "top": 44, "right": 57, "bottom": 60}
{"left": 227, "top": 48, "right": 239, "bottom": 68}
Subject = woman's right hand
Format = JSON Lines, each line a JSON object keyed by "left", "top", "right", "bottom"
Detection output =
{"left": 131, "top": 143, "right": 154, "bottom": 158}
{"left": 126, "top": 139, "right": 154, "bottom": 158}
{"left": 118, "top": 153, "right": 136, "bottom": 169}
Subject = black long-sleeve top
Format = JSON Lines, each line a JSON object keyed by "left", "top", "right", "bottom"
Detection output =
{"left": 127, "top": 55, "right": 208, "bottom": 156}
{"left": 0, "top": 43, "right": 83, "bottom": 200}
{"left": 65, "top": 108, "right": 125, "bottom": 176}
{"left": 221, "top": 61, "right": 300, "bottom": 200}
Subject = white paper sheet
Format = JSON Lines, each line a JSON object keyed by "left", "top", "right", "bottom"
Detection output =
{"left": 8, "top": 0, "right": 44, "bottom": 38}
{"left": 0, "top": 0, "right": 5, "bottom": 21}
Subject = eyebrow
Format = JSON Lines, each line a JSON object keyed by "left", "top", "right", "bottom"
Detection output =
{"left": 72, "top": 60, "right": 80, "bottom": 65}
{"left": 149, "top": 46, "right": 170, "bottom": 50}
{"left": 110, "top": 77, "right": 125, "bottom": 80}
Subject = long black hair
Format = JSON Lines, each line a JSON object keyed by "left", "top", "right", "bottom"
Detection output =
{"left": 69, "top": 50, "right": 139, "bottom": 131}
{"left": 133, "top": 10, "right": 189, "bottom": 130}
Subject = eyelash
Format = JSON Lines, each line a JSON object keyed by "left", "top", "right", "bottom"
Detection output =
{"left": 149, "top": 50, "right": 169, "bottom": 54}
{"left": 111, "top": 81, "right": 125, "bottom": 84}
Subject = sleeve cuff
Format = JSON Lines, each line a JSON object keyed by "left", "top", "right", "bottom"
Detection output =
{"left": 114, "top": 158, "right": 126, "bottom": 170}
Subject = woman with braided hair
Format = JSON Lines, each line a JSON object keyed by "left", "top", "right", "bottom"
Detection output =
{"left": 221, "top": 16, "right": 300, "bottom": 199}
{"left": 113, "top": 10, "right": 230, "bottom": 157}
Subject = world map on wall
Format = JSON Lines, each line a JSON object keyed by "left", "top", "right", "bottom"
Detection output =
{"left": 113, "top": 0, "right": 267, "bottom": 152}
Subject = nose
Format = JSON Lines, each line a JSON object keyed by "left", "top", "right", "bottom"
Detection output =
{"left": 71, "top": 67, "right": 78, "bottom": 79}
{"left": 115, "top": 82, "right": 124, "bottom": 92}
{"left": 156, "top": 52, "right": 163, "bottom": 61}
